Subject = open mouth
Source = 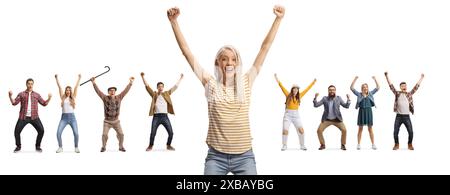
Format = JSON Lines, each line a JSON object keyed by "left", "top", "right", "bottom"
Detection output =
{"left": 225, "top": 65, "right": 234, "bottom": 72}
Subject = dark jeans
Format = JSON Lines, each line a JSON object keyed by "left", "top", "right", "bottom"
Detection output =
{"left": 150, "top": 113, "right": 173, "bottom": 146}
{"left": 14, "top": 117, "right": 45, "bottom": 147}
{"left": 394, "top": 114, "right": 413, "bottom": 144}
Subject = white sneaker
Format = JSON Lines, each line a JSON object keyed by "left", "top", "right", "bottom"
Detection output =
{"left": 300, "top": 146, "right": 307, "bottom": 151}
{"left": 372, "top": 144, "right": 377, "bottom": 150}
{"left": 356, "top": 144, "right": 361, "bottom": 150}
{"left": 56, "top": 147, "right": 63, "bottom": 153}
{"left": 281, "top": 145, "right": 287, "bottom": 151}
{"left": 75, "top": 148, "right": 80, "bottom": 153}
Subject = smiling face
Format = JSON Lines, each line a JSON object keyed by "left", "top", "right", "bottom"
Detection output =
{"left": 157, "top": 83, "right": 164, "bottom": 93}
{"left": 291, "top": 87, "right": 299, "bottom": 96}
{"left": 65, "top": 86, "right": 72, "bottom": 97}
{"left": 361, "top": 83, "right": 369, "bottom": 95}
{"left": 216, "top": 48, "right": 237, "bottom": 78}
{"left": 328, "top": 86, "right": 336, "bottom": 98}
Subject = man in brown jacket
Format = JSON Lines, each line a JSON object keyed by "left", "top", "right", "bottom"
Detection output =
{"left": 91, "top": 76, "right": 134, "bottom": 152}
{"left": 141, "top": 72, "right": 183, "bottom": 151}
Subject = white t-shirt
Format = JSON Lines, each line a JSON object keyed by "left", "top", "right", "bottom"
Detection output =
{"left": 62, "top": 97, "right": 75, "bottom": 113}
{"left": 397, "top": 93, "right": 410, "bottom": 114}
{"left": 155, "top": 94, "right": 168, "bottom": 114}
{"left": 26, "top": 92, "right": 32, "bottom": 117}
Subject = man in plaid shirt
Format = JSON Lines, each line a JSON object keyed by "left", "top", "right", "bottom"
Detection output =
{"left": 385, "top": 72, "right": 424, "bottom": 151}
{"left": 9, "top": 78, "right": 52, "bottom": 153}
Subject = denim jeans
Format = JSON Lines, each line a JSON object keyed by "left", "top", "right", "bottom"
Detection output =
{"left": 57, "top": 113, "right": 79, "bottom": 147}
{"left": 394, "top": 114, "right": 413, "bottom": 144}
{"left": 14, "top": 117, "right": 45, "bottom": 147}
{"left": 204, "top": 147, "right": 257, "bottom": 175}
{"left": 150, "top": 113, "right": 173, "bottom": 146}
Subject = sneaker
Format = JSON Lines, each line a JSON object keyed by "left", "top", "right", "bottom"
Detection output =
{"left": 393, "top": 144, "right": 399, "bottom": 150}
{"left": 408, "top": 144, "right": 414, "bottom": 150}
{"left": 119, "top": 148, "right": 126, "bottom": 152}
{"left": 13, "top": 147, "right": 21, "bottom": 153}
{"left": 75, "top": 148, "right": 80, "bottom": 153}
{"left": 372, "top": 144, "right": 377, "bottom": 150}
{"left": 166, "top": 145, "right": 175, "bottom": 151}
{"left": 36, "top": 147, "right": 43, "bottom": 153}
{"left": 56, "top": 147, "right": 63, "bottom": 153}
{"left": 281, "top": 145, "right": 287, "bottom": 151}
{"left": 356, "top": 144, "right": 361, "bottom": 150}
{"left": 100, "top": 147, "right": 106, "bottom": 152}
{"left": 146, "top": 145, "right": 153, "bottom": 152}
{"left": 300, "top": 146, "right": 307, "bottom": 151}
{"left": 318, "top": 144, "right": 326, "bottom": 150}
{"left": 341, "top": 144, "right": 347, "bottom": 151}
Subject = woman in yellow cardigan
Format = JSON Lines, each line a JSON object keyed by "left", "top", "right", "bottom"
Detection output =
{"left": 275, "top": 74, "right": 316, "bottom": 151}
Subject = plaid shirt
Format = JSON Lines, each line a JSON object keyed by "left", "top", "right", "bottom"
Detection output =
{"left": 389, "top": 84, "right": 420, "bottom": 115}
{"left": 12, "top": 91, "right": 49, "bottom": 120}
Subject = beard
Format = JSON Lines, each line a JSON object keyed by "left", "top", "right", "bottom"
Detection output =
{"left": 328, "top": 93, "right": 336, "bottom": 98}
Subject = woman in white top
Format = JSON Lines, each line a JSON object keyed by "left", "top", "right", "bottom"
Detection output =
{"left": 55, "top": 74, "right": 81, "bottom": 153}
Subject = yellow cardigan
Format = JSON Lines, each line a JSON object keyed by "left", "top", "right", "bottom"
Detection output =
{"left": 278, "top": 80, "right": 316, "bottom": 110}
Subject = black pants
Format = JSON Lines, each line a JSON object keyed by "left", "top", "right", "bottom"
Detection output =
{"left": 394, "top": 114, "right": 413, "bottom": 144}
{"left": 150, "top": 113, "right": 173, "bottom": 146}
{"left": 14, "top": 117, "right": 45, "bottom": 147}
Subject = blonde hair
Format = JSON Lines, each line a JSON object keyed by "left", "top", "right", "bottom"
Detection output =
{"left": 209, "top": 45, "right": 245, "bottom": 103}
{"left": 361, "top": 83, "right": 369, "bottom": 95}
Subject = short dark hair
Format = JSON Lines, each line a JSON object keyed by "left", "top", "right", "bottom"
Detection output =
{"left": 108, "top": 87, "right": 117, "bottom": 91}
{"left": 157, "top": 82, "right": 164, "bottom": 87}
{"left": 328, "top": 85, "right": 336, "bottom": 89}
{"left": 26, "top": 78, "right": 34, "bottom": 84}
{"left": 400, "top": 82, "right": 407, "bottom": 86}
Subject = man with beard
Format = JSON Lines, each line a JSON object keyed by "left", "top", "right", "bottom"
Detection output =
{"left": 313, "top": 85, "right": 351, "bottom": 150}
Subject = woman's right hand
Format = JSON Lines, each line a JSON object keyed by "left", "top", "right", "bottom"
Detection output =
{"left": 167, "top": 7, "right": 180, "bottom": 22}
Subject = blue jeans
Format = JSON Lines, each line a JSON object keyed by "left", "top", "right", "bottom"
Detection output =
{"left": 204, "top": 147, "right": 257, "bottom": 175}
{"left": 394, "top": 114, "right": 413, "bottom": 144}
{"left": 56, "top": 113, "right": 79, "bottom": 147}
{"left": 150, "top": 113, "right": 173, "bottom": 146}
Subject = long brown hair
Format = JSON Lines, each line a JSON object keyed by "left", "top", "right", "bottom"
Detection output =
{"left": 286, "top": 87, "right": 300, "bottom": 105}
{"left": 61, "top": 86, "right": 76, "bottom": 108}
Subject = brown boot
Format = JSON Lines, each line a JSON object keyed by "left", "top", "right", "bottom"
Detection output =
{"left": 167, "top": 145, "right": 175, "bottom": 151}
{"left": 146, "top": 145, "right": 153, "bottom": 152}
{"left": 393, "top": 144, "right": 399, "bottom": 150}
{"left": 408, "top": 144, "right": 414, "bottom": 150}
{"left": 318, "top": 144, "right": 326, "bottom": 150}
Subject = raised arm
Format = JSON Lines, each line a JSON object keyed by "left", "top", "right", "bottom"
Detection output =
{"left": 370, "top": 76, "right": 380, "bottom": 94}
{"left": 91, "top": 77, "right": 106, "bottom": 99}
{"left": 313, "top": 93, "right": 324, "bottom": 107}
{"left": 169, "top": 73, "right": 184, "bottom": 95}
{"left": 167, "top": 7, "right": 211, "bottom": 85}
{"left": 55, "top": 74, "right": 64, "bottom": 99}
{"left": 9, "top": 91, "right": 20, "bottom": 106}
{"left": 410, "top": 73, "right": 424, "bottom": 95}
{"left": 141, "top": 72, "right": 155, "bottom": 97}
{"left": 38, "top": 93, "right": 52, "bottom": 106}
{"left": 117, "top": 77, "right": 134, "bottom": 99}
{"left": 385, "top": 72, "right": 397, "bottom": 94}
{"left": 300, "top": 78, "right": 317, "bottom": 98}
{"left": 274, "top": 73, "right": 289, "bottom": 97}
{"left": 350, "top": 76, "right": 358, "bottom": 90}
{"left": 73, "top": 74, "right": 81, "bottom": 98}
{"left": 340, "top": 94, "right": 351, "bottom": 109}
{"left": 251, "top": 5, "right": 285, "bottom": 74}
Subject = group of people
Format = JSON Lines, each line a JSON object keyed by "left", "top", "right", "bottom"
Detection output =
{"left": 9, "top": 73, "right": 183, "bottom": 154}
{"left": 276, "top": 73, "right": 424, "bottom": 152}
{"left": 6, "top": 5, "right": 424, "bottom": 176}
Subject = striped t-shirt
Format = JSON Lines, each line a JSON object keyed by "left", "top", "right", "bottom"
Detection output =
{"left": 205, "top": 68, "right": 257, "bottom": 154}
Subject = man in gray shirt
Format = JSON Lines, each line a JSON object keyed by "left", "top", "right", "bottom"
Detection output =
{"left": 313, "top": 85, "right": 351, "bottom": 150}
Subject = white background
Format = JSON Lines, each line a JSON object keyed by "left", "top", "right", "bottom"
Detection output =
{"left": 0, "top": 0, "right": 448, "bottom": 175}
